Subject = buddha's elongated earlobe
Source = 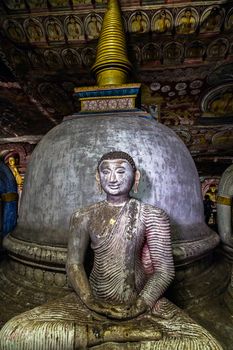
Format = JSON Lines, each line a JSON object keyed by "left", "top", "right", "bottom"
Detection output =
{"left": 133, "top": 170, "right": 141, "bottom": 194}
{"left": 95, "top": 171, "right": 102, "bottom": 194}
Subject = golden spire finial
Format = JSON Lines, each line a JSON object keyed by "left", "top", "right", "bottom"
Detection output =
{"left": 91, "top": 0, "right": 132, "bottom": 86}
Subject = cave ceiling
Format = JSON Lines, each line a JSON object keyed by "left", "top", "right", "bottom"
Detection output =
{"left": 0, "top": 0, "right": 233, "bottom": 174}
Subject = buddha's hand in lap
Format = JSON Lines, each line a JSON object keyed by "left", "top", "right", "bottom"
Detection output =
{"left": 126, "top": 297, "right": 149, "bottom": 319}
{"left": 86, "top": 297, "right": 148, "bottom": 320}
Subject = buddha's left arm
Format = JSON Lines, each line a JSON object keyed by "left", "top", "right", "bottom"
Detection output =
{"left": 139, "top": 206, "right": 175, "bottom": 309}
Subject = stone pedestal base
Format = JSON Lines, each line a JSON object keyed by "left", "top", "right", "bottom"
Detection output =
{"left": 169, "top": 252, "right": 231, "bottom": 309}
{"left": 0, "top": 257, "right": 70, "bottom": 328}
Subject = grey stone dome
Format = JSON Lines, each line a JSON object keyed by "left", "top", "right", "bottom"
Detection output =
{"left": 8, "top": 111, "right": 218, "bottom": 265}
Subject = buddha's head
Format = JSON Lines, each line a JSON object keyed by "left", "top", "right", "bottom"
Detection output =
{"left": 96, "top": 151, "right": 140, "bottom": 197}
{"left": 185, "top": 9, "right": 192, "bottom": 18}
{"left": 90, "top": 14, "right": 97, "bottom": 23}
{"left": 136, "top": 12, "right": 142, "bottom": 21}
{"left": 8, "top": 156, "right": 16, "bottom": 166}
{"left": 69, "top": 17, "right": 75, "bottom": 24}
{"left": 161, "top": 10, "right": 166, "bottom": 18}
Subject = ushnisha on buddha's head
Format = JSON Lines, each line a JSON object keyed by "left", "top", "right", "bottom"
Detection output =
{"left": 96, "top": 151, "right": 141, "bottom": 205}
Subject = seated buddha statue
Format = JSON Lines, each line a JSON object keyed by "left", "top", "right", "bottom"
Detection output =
{"left": 0, "top": 151, "right": 222, "bottom": 350}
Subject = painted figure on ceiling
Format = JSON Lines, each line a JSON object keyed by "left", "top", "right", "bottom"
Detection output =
{"left": 47, "top": 19, "right": 63, "bottom": 41}
{"left": 207, "top": 40, "right": 227, "bottom": 58}
{"left": 153, "top": 10, "right": 172, "bottom": 33}
{"left": 82, "top": 47, "right": 96, "bottom": 66}
{"left": 131, "top": 12, "right": 148, "bottom": 33}
{"left": 26, "top": 20, "right": 43, "bottom": 42}
{"left": 66, "top": 16, "right": 82, "bottom": 40}
{"left": 87, "top": 14, "right": 102, "bottom": 39}
{"left": 201, "top": 7, "right": 222, "bottom": 33}
{"left": 177, "top": 8, "right": 196, "bottom": 34}
{"left": 143, "top": 43, "right": 160, "bottom": 62}
{"left": 186, "top": 42, "right": 205, "bottom": 59}
{"left": 6, "top": 21, "right": 24, "bottom": 42}
{"left": 44, "top": 50, "right": 62, "bottom": 68}
{"left": 29, "top": 51, "right": 45, "bottom": 68}
{"left": 10, "top": 49, "right": 27, "bottom": 69}
{"left": 164, "top": 42, "right": 182, "bottom": 61}
{"left": 63, "top": 49, "right": 81, "bottom": 66}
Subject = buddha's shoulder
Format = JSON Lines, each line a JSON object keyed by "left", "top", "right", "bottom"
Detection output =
{"left": 140, "top": 202, "right": 169, "bottom": 218}
{"left": 72, "top": 201, "right": 106, "bottom": 220}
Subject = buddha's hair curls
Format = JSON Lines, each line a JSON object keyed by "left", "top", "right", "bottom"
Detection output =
{"left": 98, "top": 151, "right": 137, "bottom": 172}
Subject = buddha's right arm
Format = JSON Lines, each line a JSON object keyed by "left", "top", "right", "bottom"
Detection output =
{"left": 66, "top": 212, "right": 93, "bottom": 304}
{"left": 67, "top": 264, "right": 93, "bottom": 303}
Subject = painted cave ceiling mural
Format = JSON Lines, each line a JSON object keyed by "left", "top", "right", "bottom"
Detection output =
{"left": 0, "top": 0, "right": 233, "bottom": 173}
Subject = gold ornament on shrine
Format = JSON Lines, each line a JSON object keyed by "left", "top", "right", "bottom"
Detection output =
{"left": 91, "top": 0, "right": 132, "bottom": 86}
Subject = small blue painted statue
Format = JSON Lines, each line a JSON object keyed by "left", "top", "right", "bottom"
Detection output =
{"left": 0, "top": 160, "right": 18, "bottom": 239}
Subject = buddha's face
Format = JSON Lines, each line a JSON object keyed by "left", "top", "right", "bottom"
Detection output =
{"left": 98, "top": 159, "right": 135, "bottom": 196}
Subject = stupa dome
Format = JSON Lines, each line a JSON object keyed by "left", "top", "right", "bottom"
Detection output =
{"left": 5, "top": 110, "right": 219, "bottom": 267}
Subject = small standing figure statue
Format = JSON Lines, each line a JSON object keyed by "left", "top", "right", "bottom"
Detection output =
{"left": 8, "top": 156, "right": 23, "bottom": 189}
{"left": 7, "top": 156, "right": 23, "bottom": 207}
{"left": 0, "top": 151, "right": 222, "bottom": 349}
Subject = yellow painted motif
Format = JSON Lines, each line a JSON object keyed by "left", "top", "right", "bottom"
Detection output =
{"left": 1, "top": 192, "right": 18, "bottom": 202}
{"left": 217, "top": 195, "right": 232, "bottom": 206}
{"left": 109, "top": 218, "right": 116, "bottom": 225}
